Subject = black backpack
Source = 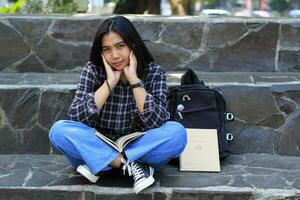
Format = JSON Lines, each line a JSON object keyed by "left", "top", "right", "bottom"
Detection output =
{"left": 167, "top": 69, "right": 234, "bottom": 161}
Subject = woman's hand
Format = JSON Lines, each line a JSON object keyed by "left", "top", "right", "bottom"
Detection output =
{"left": 123, "top": 51, "right": 139, "bottom": 84}
{"left": 102, "top": 55, "right": 122, "bottom": 88}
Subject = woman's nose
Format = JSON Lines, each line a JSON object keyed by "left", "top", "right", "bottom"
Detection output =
{"left": 112, "top": 49, "right": 120, "bottom": 59}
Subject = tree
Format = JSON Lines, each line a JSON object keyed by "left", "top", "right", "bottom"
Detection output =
{"left": 269, "top": 0, "right": 289, "bottom": 15}
{"left": 113, "top": 0, "right": 191, "bottom": 15}
{"left": 114, "top": 0, "right": 160, "bottom": 14}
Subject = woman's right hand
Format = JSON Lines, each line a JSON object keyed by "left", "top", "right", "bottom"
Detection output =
{"left": 102, "top": 55, "right": 121, "bottom": 88}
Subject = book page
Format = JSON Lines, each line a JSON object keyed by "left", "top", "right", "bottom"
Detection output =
{"left": 115, "top": 132, "right": 144, "bottom": 148}
{"left": 180, "top": 129, "right": 220, "bottom": 172}
{"left": 95, "top": 130, "right": 122, "bottom": 152}
{"left": 95, "top": 130, "right": 144, "bottom": 153}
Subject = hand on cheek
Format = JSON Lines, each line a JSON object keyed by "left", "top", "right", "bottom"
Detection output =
{"left": 123, "top": 51, "right": 139, "bottom": 84}
{"left": 102, "top": 55, "right": 122, "bottom": 88}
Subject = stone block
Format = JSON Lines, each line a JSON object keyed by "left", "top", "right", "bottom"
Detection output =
{"left": 39, "top": 90, "right": 74, "bottom": 129}
{"left": 133, "top": 21, "right": 162, "bottom": 41}
{"left": 15, "top": 54, "right": 46, "bottom": 72}
{"left": 277, "top": 109, "right": 300, "bottom": 156}
{"left": 0, "top": 125, "right": 20, "bottom": 154}
{"left": 95, "top": 193, "right": 153, "bottom": 200}
{"left": 0, "top": 88, "right": 40, "bottom": 129}
{"left": 188, "top": 23, "right": 278, "bottom": 72}
{"left": 218, "top": 86, "right": 279, "bottom": 125}
{"left": 278, "top": 50, "right": 300, "bottom": 72}
{"left": 36, "top": 36, "right": 89, "bottom": 71}
{"left": 244, "top": 175, "right": 289, "bottom": 189}
{"left": 160, "top": 175, "right": 231, "bottom": 187}
{"left": 171, "top": 190, "right": 252, "bottom": 200}
{"left": 146, "top": 42, "right": 191, "bottom": 70}
{"left": 280, "top": 23, "right": 300, "bottom": 49}
{"left": 206, "top": 22, "right": 248, "bottom": 49}
{"left": 230, "top": 126, "right": 280, "bottom": 154}
{"left": 22, "top": 125, "right": 50, "bottom": 154}
{"left": 8, "top": 18, "right": 51, "bottom": 48}
{"left": 0, "top": 189, "right": 85, "bottom": 200}
{"left": 51, "top": 19, "right": 102, "bottom": 42}
{"left": 275, "top": 97, "right": 296, "bottom": 115}
{"left": 161, "top": 22, "right": 204, "bottom": 49}
{"left": 0, "top": 21, "right": 30, "bottom": 71}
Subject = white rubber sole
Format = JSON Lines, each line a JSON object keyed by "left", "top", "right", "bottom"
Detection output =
{"left": 133, "top": 168, "right": 155, "bottom": 194}
{"left": 76, "top": 165, "right": 99, "bottom": 183}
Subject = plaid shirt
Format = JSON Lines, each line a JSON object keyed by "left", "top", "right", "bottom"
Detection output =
{"left": 68, "top": 61, "right": 169, "bottom": 140}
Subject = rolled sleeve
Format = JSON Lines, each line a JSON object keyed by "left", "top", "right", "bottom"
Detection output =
{"left": 68, "top": 62, "right": 100, "bottom": 125}
{"left": 137, "top": 68, "right": 169, "bottom": 129}
{"left": 85, "top": 92, "right": 99, "bottom": 115}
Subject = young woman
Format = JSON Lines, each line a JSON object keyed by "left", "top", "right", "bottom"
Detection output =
{"left": 49, "top": 16, "right": 187, "bottom": 194}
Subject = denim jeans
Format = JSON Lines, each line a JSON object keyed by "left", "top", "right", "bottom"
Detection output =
{"left": 49, "top": 120, "right": 187, "bottom": 174}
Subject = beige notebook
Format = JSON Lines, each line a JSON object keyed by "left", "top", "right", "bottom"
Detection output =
{"left": 180, "top": 129, "right": 220, "bottom": 172}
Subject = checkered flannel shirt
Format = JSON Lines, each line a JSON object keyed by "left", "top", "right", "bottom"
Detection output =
{"left": 68, "top": 61, "right": 169, "bottom": 140}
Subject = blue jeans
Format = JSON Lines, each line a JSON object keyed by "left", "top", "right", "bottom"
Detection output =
{"left": 49, "top": 120, "right": 187, "bottom": 174}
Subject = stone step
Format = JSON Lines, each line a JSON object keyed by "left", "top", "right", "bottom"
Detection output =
{"left": 0, "top": 71, "right": 300, "bottom": 86}
{"left": 1, "top": 16, "right": 300, "bottom": 73}
{"left": 0, "top": 154, "right": 299, "bottom": 200}
{"left": 0, "top": 72, "right": 299, "bottom": 156}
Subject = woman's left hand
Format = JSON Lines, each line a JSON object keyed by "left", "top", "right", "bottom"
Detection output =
{"left": 123, "top": 51, "right": 139, "bottom": 84}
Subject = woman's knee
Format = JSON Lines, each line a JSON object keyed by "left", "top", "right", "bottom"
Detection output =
{"left": 163, "top": 121, "right": 187, "bottom": 146}
{"left": 49, "top": 120, "right": 68, "bottom": 143}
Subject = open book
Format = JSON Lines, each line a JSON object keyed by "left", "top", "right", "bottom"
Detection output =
{"left": 95, "top": 130, "right": 145, "bottom": 153}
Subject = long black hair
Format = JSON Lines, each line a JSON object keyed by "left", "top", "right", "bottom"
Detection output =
{"left": 89, "top": 16, "right": 154, "bottom": 81}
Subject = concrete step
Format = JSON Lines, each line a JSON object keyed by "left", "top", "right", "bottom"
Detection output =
{"left": 0, "top": 72, "right": 299, "bottom": 156}
{"left": 0, "top": 154, "right": 299, "bottom": 200}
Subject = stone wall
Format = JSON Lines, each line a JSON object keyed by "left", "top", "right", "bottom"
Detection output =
{"left": 0, "top": 16, "right": 300, "bottom": 72}
{"left": 222, "top": 84, "right": 300, "bottom": 157}
{"left": 0, "top": 16, "right": 299, "bottom": 156}
{"left": 0, "top": 78, "right": 299, "bottom": 156}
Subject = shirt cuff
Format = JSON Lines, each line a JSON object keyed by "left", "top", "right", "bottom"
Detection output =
{"left": 136, "top": 93, "right": 155, "bottom": 122}
{"left": 142, "top": 93, "right": 155, "bottom": 114}
{"left": 85, "top": 92, "right": 99, "bottom": 115}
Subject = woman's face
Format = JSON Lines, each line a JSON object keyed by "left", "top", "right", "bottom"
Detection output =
{"left": 101, "top": 31, "right": 131, "bottom": 71}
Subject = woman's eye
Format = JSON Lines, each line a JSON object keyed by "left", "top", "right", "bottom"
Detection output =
{"left": 118, "top": 44, "right": 125, "bottom": 48}
{"left": 102, "top": 48, "right": 110, "bottom": 53}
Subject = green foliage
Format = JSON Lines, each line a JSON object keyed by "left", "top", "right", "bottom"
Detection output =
{"left": 0, "top": 0, "right": 78, "bottom": 14}
{"left": 200, "top": 0, "right": 216, "bottom": 3}
{"left": 0, "top": 0, "right": 25, "bottom": 14}
{"left": 48, "top": 0, "right": 77, "bottom": 13}
{"left": 0, "top": 7, "right": 9, "bottom": 13}
{"left": 24, "top": 0, "right": 43, "bottom": 14}
{"left": 105, "top": 0, "right": 118, "bottom": 3}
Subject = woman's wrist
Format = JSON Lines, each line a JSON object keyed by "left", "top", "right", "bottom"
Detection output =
{"left": 105, "top": 80, "right": 111, "bottom": 93}
{"left": 128, "top": 77, "right": 140, "bottom": 85}
{"left": 106, "top": 79, "right": 116, "bottom": 89}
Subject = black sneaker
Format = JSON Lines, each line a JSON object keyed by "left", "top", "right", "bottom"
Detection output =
{"left": 130, "top": 161, "right": 155, "bottom": 194}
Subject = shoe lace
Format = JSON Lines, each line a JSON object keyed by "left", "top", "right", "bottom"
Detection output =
{"left": 130, "top": 162, "right": 145, "bottom": 182}
{"left": 121, "top": 158, "right": 132, "bottom": 176}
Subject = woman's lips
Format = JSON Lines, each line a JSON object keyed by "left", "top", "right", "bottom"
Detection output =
{"left": 112, "top": 61, "right": 123, "bottom": 67}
